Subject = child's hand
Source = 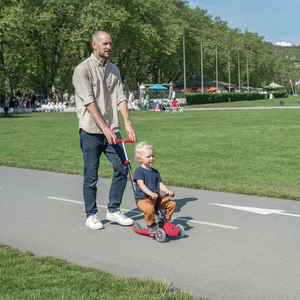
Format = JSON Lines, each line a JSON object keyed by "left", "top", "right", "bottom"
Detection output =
{"left": 168, "top": 190, "right": 174, "bottom": 197}
{"left": 150, "top": 193, "right": 158, "bottom": 200}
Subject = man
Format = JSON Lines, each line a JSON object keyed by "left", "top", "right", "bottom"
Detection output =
{"left": 73, "top": 31, "right": 137, "bottom": 230}
{"left": 70, "top": 94, "right": 75, "bottom": 107}
{"left": 171, "top": 89, "right": 176, "bottom": 101}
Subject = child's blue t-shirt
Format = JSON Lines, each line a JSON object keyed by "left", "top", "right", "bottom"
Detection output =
{"left": 133, "top": 166, "right": 162, "bottom": 202}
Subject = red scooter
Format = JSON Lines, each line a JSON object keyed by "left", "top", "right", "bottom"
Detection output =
{"left": 117, "top": 139, "right": 185, "bottom": 243}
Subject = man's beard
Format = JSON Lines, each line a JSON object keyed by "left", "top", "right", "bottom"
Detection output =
{"left": 97, "top": 49, "right": 110, "bottom": 59}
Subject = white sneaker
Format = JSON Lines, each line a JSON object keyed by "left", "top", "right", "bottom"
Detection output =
{"left": 86, "top": 214, "right": 104, "bottom": 230}
{"left": 106, "top": 209, "right": 134, "bottom": 226}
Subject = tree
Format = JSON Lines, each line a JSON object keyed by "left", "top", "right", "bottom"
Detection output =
{"left": 0, "top": 0, "right": 291, "bottom": 99}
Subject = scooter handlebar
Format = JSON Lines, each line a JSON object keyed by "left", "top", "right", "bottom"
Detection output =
{"left": 116, "top": 139, "right": 134, "bottom": 143}
{"left": 149, "top": 193, "right": 175, "bottom": 200}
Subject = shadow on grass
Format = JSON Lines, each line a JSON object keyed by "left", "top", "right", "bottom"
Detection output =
{"left": 0, "top": 114, "right": 31, "bottom": 119}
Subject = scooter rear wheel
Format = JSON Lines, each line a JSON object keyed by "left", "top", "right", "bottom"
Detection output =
{"left": 155, "top": 228, "right": 166, "bottom": 243}
{"left": 176, "top": 224, "right": 185, "bottom": 238}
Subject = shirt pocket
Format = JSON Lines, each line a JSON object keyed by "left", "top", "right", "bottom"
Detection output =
{"left": 105, "top": 73, "right": 118, "bottom": 94}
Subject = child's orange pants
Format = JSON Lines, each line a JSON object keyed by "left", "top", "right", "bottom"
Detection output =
{"left": 136, "top": 197, "right": 177, "bottom": 226}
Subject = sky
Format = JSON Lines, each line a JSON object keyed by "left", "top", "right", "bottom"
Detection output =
{"left": 188, "top": 0, "right": 300, "bottom": 46}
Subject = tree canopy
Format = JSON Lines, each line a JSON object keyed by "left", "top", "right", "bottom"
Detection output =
{"left": 0, "top": 0, "right": 298, "bottom": 98}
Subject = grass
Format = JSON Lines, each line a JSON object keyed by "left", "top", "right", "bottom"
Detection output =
{"left": 0, "top": 245, "right": 202, "bottom": 300}
{"left": 1, "top": 102, "right": 300, "bottom": 200}
{"left": 186, "top": 94, "right": 300, "bottom": 108}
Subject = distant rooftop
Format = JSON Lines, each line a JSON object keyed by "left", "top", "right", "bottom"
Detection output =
{"left": 173, "top": 75, "right": 234, "bottom": 89}
{"left": 265, "top": 41, "right": 300, "bottom": 50}
{"left": 276, "top": 41, "right": 293, "bottom": 47}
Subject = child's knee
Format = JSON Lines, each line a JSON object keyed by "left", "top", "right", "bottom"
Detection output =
{"left": 144, "top": 206, "right": 155, "bottom": 216}
{"left": 170, "top": 200, "right": 177, "bottom": 210}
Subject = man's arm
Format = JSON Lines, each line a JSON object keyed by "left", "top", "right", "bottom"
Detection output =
{"left": 118, "top": 100, "right": 137, "bottom": 143}
{"left": 86, "top": 102, "right": 117, "bottom": 144}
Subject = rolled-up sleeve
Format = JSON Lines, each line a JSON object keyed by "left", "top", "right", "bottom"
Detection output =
{"left": 73, "top": 64, "right": 95, "bottom": 107}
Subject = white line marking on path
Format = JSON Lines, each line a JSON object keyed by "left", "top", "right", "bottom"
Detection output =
{"left": 47, "top": 196, "right": 83, "bottom": 205}
{"left": 174, "top": 217, "right": 239, "bottom": 229}
{"left": 274, "top": 212, "right": 300, "bottom": 218}
{"left": 211, "top": 203, "right": 300, "bottom": 218}
{"left": 47, "top": 196, "right": 238, "bottom": 229}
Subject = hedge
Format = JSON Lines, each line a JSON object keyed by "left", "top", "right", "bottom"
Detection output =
{"left": 186, "top": 92, "right": 287, "bottom": 105}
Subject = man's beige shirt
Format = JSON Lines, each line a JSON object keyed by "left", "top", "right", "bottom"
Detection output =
{"left": 73, "top": 53, "right": 127, "bottom": 134}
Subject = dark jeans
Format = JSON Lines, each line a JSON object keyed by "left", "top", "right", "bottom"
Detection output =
{"left": 80, "top": 129, "right": 127, "bottom": 217}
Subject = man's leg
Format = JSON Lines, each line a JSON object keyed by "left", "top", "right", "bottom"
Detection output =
{"left": 80, "top": 130, "right": 105, "bottom": 224}
{"left": 104, "top": 132, "right": 133, "bottom": 225}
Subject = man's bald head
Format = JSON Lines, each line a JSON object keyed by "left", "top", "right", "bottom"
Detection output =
{"left": 91, "top": 31, "right": 111, "bottom": 44}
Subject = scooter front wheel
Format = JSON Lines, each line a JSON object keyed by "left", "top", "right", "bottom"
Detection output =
{"left": 155, "top": 228, "right": 166, "bottom": 243}
{"left": 176, "top": 224, "right": 185, "bottom": 238}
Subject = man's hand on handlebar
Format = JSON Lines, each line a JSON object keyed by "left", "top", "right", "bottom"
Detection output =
{"left": 103, "top": 127, "right": 117, "bottom": 144}
{"left": 125, "top": 123, "right": 136, "bottom": 143}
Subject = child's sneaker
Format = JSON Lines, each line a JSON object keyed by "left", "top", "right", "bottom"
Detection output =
{"left": 157, "top": 220, "right": 165, "bottom": 228}
{"left": 147, "top": 222, "right": 159, "bottom": 236}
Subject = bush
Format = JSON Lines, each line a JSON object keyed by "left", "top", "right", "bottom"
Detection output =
{"left": 186, "top": 92, "right": 287, "bottom": 105}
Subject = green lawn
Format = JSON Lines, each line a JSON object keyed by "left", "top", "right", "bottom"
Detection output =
{"left": 1, "top": 105, "right": 300, "bottom": 200}
{"left": 0, "top": 245, "right": 202, "bottom": 300}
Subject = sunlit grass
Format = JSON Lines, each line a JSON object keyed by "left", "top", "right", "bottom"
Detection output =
{"left": 1, "top": 105, "right": 300, "bottom": 200}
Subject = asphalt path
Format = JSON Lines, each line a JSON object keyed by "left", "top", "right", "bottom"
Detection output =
{"left": 1, "top": 165, "right": 300, "bottom": 300}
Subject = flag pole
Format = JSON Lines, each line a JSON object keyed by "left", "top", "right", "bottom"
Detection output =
{"left": 290, "top": 78, "right": 295, "bottom": 96}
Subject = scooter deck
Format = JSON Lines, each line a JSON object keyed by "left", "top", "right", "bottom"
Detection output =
{"left": 132, "top": 221, "right": 180, "bottom": 237}
{"left": 132, "top": 222, "right": 152, "bottom": 236}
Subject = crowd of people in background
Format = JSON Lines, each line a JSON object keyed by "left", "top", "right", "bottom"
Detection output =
{"left": 6, "top": 94, "right": 43, "bottom": 109}
{"left": 2, "top": 89, "right": 179, "bottom": 113}
{"left": 2, "top": 93, "right": 77, "bottom": 110}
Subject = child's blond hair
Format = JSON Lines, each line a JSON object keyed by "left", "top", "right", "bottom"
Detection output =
{"left": 134, "top": 141, "right": 154, "bottom": 163}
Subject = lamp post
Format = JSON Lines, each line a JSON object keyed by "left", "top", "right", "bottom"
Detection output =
{"left": 180, "top": 34, "right": 186, "bottom": 98}
{"left": 246, "top": 53, "right": 249, "bottom": 92}
{"left": 226, "top": 48, "right": 230, "bottom": 93}
{"left": 213, "top": 44, "right": 218, "bottom": 91}
{"left": 197, "top": 39, "right": 204, "bottom": 94}
{"left": 236, "top": 50, "right": 240, "bottom": 93}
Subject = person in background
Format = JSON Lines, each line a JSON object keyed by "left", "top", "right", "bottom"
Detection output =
{"left": 171, "top": 89, "right": 176, "bottom": 101}
{"left": 70, "top": 94, "right": 75, "bottom": 107}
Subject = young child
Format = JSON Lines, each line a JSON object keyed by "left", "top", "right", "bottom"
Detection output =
{"left": 133, "top": 141, "right": 177, "bottom": 234}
